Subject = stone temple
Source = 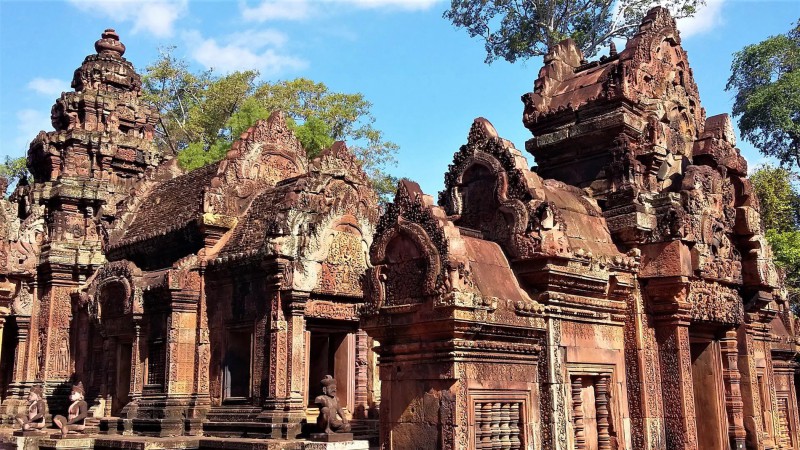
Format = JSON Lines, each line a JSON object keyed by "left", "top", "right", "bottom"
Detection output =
{"left": 0, "top": 8, "right": 797, "bottom": 450}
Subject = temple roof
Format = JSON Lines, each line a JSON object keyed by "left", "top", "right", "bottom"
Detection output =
{"left": 440, "top": 117, "right": 625, "bottom": 263}
{"left": 214, "top": 184, "right": 290, "bottom": 261}
{"left": 460, "top": 235, "right": 534, "bottom": 304}
{"left": 115, "top": 161, "right": 219, "bottom": 247}
{"left": 214, "top": 141, "right": 378, "bottom": 263}
{"left": 522, "top": 7, "right": 704, "bottom": 136}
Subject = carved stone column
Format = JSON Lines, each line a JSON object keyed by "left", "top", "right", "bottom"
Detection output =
{"left": 721, "top": 330, "right": 747, "bottom": 449}
{"left": 286, "top": 291, "right": 307, "bottom": 414}
{"left": 648, "top": 278, "right": 698, "bottom": 450}
{"left": 128, "top": 284, "right": 201, "bottom": 436}
{"left": 354, "top": 329, "right": 369, "bottom": 419}
{"left": 571, "top": 376, "right": 586, "bottom": 450}
{"left": 188, "top": 267, "right": 211, "bottom": 435}
{"left": 258, "top": 261, "right": 305, "bottom": 439}
{"left": 596, "top": 376, "right": 612, "bottom": 450}
{"left": 39, "top": 283, "right": 75, "bottom": 383}
{"left": 738, "top": 316, "right": 769, "bottom": 449}
{"left": 127, "top": 320, "right": 143, "bottom": 406}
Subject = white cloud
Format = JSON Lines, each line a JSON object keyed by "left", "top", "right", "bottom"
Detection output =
{"left": 676, "top": 0, "right": 726, "bottom": 38}
{"left": 67, "top": 0, "right": 188, "bottom": 38}
{"left": 183, "top": 29, "right": 307, "bottom": 75}
{"left": 26, "top": 78, "right": 69, "bottom": 97}
{"left": 242, "top": 0, "right": 312, "bottom": 22}
{"left": 241, "top": 0, "right": 439, "bottom": 22}
{"left": 14, "top": 109, "right": 51, "bottom": 154}
{"left": 342, "top": 0, "right": 440, "bottom": 11}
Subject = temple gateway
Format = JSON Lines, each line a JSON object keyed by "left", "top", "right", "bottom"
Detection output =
{"left": 0, "top": 7, "right": 797, "bottom": 450}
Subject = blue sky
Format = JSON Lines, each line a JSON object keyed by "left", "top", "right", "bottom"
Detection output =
{"left": 1, "top": 0, "right": 797, "bottom": 196}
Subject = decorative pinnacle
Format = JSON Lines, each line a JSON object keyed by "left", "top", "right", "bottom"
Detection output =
{"left": 94, "top": 28, "right": 125, "bottom": 57}
{"left": 609, "top": 41, "right": 618, "bottom": 57}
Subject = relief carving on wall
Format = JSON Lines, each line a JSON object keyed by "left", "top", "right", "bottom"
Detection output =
{"left": 687, "top": 279, "right": 743, "bottom": 325}
{"left": 316, "top": 229, "right": 367, "bottom": 297}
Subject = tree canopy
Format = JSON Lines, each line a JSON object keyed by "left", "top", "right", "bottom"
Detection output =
{"left": 0, "top": 156, "right": 29, "bottom": 196}
{"left": 142, "top": 48, "right": 398, "bottom": 201}
{"left": 443, "top": 0, "right": 704, "bottom": 63}
{"left": 727, "top": 20, "right": 800, "bottom": 169}
{"left": 750, "top": 164, "right": 800, "bottom": 309}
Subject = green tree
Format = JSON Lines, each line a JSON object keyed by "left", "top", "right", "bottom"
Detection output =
{"left": 143, "top": 50, "right": 398, "bottom": 202}
{"left": 750, "top": 165, "right": 800, "bottom": 309}
{"left": 444, "top": 0, "right": 704, "bottom": 63}
{"left": 749, "top": 165, "right": 800, "bottom": 232}
{"left": 727, "top": 20, "right": 800, "bottom": 169}
{"left": 253, "top": 78, "right": 398, "bottom": 199}
{"left": 141, "top": 47, "right": 212, "bottom": 155}
{"left": 0, "top": 156, "right": 29, "bottom": 195}
{"left": 767, "top": 229, "right": 800, "bottom": 308}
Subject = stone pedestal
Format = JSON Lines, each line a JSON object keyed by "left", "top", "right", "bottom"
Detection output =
{"left": 36, "top": 437, "right": 95, "bottom": 450}
{"left": 309, "top": 433, "right": 353, "bottom": 442}
{"left": 302, "top": 440, "right": 368, "bottom": 450}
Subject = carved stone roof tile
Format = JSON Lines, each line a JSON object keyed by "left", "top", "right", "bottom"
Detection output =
{"left": 115, "top": 162, "right": 220, "bottom": 247}
{"left": 461, "top": 236, "right": 533, "bottom": 303}
{"left": 214, "top": 185, "right": 288, "bottom": 260}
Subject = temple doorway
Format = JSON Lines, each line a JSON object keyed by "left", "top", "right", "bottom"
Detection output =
{"left": 0, "top": 318, "right": 17, "bottom": 401}
{"left": 690, "top": 338, "right": 728, "bottom": 450}
{"left": 305, "top": 321, "right": 355, "bottom": 413}
{"left": 223, "top": 327, "right": 252, "bottom": 401}
{"left": 112, "top": 342, "right": 132, "bottom": 416}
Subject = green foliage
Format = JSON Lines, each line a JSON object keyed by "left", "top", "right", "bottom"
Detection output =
{"left": 767, "top": 230, "right": 800, "bottom": 307}
{"left": 750, "top": 164, "right": 800, "bottom": 308}
{"left": 443, "top": 0, "right": 704, "bottom": 63}
{"left": 0, "top": 156, "right": 29, "bottom": 195}
{"left": 749, "top": 165, "right": 800, "bottom": 232}
{"left": 142, "top": 50, "right": 398, "bottom": 202}
{"left": 727, "top": 20, "right": 800, "bottom": 169}
{"left": 176, "top": 141, "right": 230, "bottom": 172}
{"left": 227, "top": 97, "right": 271, "bottom": 140}
{"left": 290, "top": 116, "right": 335, "bottom": 159}
{"left": 141, "top": 47, "right": 211, "bottom": 154}
{"left": 0, "top": 156, "right": 29, "bottom": 184}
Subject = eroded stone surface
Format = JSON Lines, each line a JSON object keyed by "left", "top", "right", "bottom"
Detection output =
{"left": 0, "top": 8, "right": 796, "bottom": 450}
{"left": 364, "top": 6, "right": 800, "bottom": 450}
{"left": 0, "top": 30, "right": 380, "bottom": 443}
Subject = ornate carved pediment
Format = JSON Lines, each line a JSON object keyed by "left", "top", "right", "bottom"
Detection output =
{"left": 441, "top": 118, "right": 539, "bottom": 212}
{"left": 439, "top": 118, "right": 545, "bottom": 258}
{"left": 311, "top": 141, "right": 371, "bottom": 187}
{"left": 687, "top": 279, "right": 743, "bottom": 325}
{"left": 205, "top": 111, "right": 308, "bottom": 217}
{"left": 370, "top": 181, "right": 446, "bottom": 308}
{"left": 76, "top": 260, "right": 143, "bottom": 320}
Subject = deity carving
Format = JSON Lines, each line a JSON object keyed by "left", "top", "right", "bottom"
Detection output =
{"left": 315, "top": 375, "right": 351, "bottom": 434}
{"left": 53, "top": 383, "right": 88, "bottom": 438}
{"left": 15, "top": 385, "right": 46, "bottom": 431}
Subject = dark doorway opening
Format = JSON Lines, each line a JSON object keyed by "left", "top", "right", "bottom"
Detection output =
{"left": 0, "top": 318, "right": 17, "bottom": 401}
{"left": 306, "top": 324, "right": 354, "bottom": 413}
{"left": 112, "top": 342, "right": 132, "bottom": 416}
{"left": 223, "top": 328, "right": 252, "bottom": 401}
{"left": 690, "top": 339, "right": 728, "bottom": 450}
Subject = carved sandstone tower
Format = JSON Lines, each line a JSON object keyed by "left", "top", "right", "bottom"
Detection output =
{"left": 2, "top": 29, "right": 164, "bottom": 415}
{"left": 522, "top": 7, "right": 797, "bottom": 450}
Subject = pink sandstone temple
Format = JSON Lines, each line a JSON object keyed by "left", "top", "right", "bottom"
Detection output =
{"left": 0, "top": 7, "right": 796, "bottom": 450}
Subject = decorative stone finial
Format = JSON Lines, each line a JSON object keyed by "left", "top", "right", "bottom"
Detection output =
{"left": 95, "top": 28, "right": 125, "bottom": 57}
{"left": 609, "top": 41, "right": 618, "bottom": 57}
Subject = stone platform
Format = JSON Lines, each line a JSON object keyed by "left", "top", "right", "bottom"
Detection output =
{"left": 0, "top": 429, "right": 370, "bottom": 450}
{"left": 302, "top": 442, "right": 368, "bottom": 450}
